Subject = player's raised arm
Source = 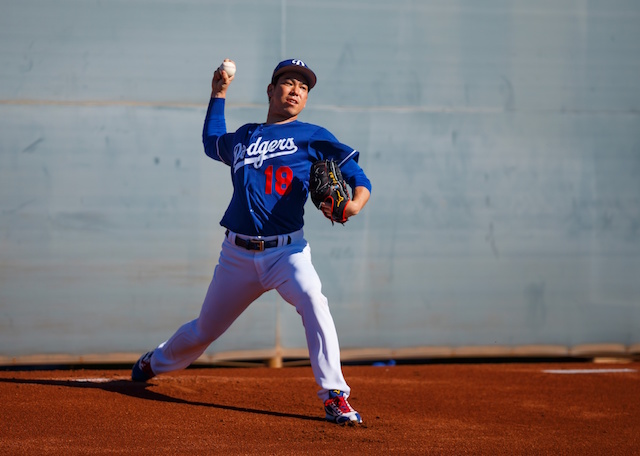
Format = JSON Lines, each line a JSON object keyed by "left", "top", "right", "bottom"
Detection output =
{"left": 203, "top": 59, "right": 236, "bottom": 161}
{"left": 212, "top": 58, "right": 235, "bottom": 98}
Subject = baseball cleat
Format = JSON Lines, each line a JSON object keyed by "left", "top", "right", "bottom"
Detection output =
{"left": 131, "top": 351, "right": 155, "bottom": 382}
{"left": 324, "top": 390, "right": 363, "bottom": 425}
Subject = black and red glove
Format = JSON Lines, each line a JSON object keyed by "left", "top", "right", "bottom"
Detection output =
{"left": 309, "top": 159, "right": 351, "bottom": 224}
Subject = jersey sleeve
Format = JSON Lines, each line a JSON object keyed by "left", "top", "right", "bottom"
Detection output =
{"left": 309, "top": 127, "right": 372, "bottom": 193}
{"left": 202, "top": 97, "right": 235, "bottom": 166}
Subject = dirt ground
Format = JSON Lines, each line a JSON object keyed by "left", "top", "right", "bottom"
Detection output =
{"left": 1, "top": 361, "right": 638, "bottom": 455}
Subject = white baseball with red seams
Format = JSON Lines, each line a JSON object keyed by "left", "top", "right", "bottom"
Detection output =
{"left": 219, "top": 60, "right": 236, "bottom": 77}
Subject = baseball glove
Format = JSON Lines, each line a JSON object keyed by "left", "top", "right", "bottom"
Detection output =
{"left": 309, "top": 159, "right": 351, "bottom": 224}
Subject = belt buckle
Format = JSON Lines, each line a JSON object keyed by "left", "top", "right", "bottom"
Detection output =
{"left": 250, "top": 239, "right": 265, "bottom": 251}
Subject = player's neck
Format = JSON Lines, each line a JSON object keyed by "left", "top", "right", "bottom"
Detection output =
{"left": 265, "top": 113, "right": 298, "bottom": 125}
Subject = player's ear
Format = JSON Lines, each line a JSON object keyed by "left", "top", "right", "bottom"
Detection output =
{"left": 267, "top": 84, "right": 274, "bottom": 101}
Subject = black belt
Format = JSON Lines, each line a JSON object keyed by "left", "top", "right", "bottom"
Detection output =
{"left": 226, "top": 230, "right": 291, "bottom": 251}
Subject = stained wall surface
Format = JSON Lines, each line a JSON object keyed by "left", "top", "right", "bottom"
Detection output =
{"left": 1, "top": 0, "right": 639, "bottom": 359}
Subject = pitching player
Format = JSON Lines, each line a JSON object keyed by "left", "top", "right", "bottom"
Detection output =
{"left": 132, "top": 58, "right": 372, "bottom": 425}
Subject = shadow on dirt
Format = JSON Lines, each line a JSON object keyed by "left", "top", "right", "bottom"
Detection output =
{"left": 0, "top": 377, "right": 325, "bottom": 423}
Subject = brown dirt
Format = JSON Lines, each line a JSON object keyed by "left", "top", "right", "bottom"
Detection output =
{"left": 1, "top": 362, "right": 638, "bottom": 455}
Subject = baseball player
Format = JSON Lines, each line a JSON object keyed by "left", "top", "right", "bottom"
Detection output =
{"left": 132, "top": 58, "right": 372, "bottom": 426}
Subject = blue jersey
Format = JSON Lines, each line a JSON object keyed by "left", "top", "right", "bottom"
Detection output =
{"left": 203, "top": 98, "right": 372, "bottom": 236}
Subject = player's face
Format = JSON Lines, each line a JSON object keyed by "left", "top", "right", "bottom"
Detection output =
{"left": 267, "top": 71, "right": 309, "bottom": 123}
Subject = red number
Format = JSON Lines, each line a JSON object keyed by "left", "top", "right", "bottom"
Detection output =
{"left": 265, "top": 165, "right": 274, "bottom": 195}
{"left": 265, "top": 165, "right": 293, "bottom": 196}
{"left": 274, "top": 166, "right": 293, "bottom": 195}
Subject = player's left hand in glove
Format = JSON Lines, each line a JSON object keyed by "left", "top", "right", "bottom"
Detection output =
{"left": 309, "top": 159, "right": 351, "bottom": 224}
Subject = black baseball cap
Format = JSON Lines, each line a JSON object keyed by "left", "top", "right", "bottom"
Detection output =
{"left": 271, "top": 59, "right": 317, "bottom": 89}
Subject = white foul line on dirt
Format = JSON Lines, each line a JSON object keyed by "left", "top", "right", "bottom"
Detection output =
{"left": 543, "top": 368, "right": 637, "bottom": 374}
{"left": 62, "top": 377, "right": 133, "bottom": 383}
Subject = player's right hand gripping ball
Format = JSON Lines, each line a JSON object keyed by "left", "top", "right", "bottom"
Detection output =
{"left": 309, "top": 159, "right": 351, "bottom": 224}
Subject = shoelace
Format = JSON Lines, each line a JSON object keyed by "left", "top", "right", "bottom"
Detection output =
{"left": 329, "top": 396, "right": 353, "bottom": 414}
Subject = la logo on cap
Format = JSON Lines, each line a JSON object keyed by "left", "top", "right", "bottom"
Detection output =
{"left": 271, "top": 59, "right": 317, "bottom": 89}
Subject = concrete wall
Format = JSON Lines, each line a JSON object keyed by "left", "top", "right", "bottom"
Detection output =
{"left": 1, "top": 0, "right": 639, "bottom": 362}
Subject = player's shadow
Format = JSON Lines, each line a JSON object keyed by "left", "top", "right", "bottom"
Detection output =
{"left": 0, "top": 376, "right": 325, "bottom": 423}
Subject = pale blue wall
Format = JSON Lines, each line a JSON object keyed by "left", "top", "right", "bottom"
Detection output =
{"left": 1, "top": 0, "right": 639, "bottom": 359}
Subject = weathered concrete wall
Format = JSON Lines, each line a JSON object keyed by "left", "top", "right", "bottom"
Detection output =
{"left": 1, "top": 0, "right": 639, "bottom": 361}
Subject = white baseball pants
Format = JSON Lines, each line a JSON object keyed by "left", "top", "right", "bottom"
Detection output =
{"left": 148, "top": 229, "right": 350, "bottom": 401}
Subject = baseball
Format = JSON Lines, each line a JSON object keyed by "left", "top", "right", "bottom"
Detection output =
{"left": 219, "top": 60, "right": 236, "bottom": 77}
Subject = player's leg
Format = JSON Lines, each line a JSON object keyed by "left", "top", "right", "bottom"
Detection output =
{"left": 271, "top": 241, "right": 362, "bottom": 424}
{"left": 269, "top": 241, "right": 350, "bottom": 397}
{"left": 137, "top": 239, "right": 265, "bottom": 376}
